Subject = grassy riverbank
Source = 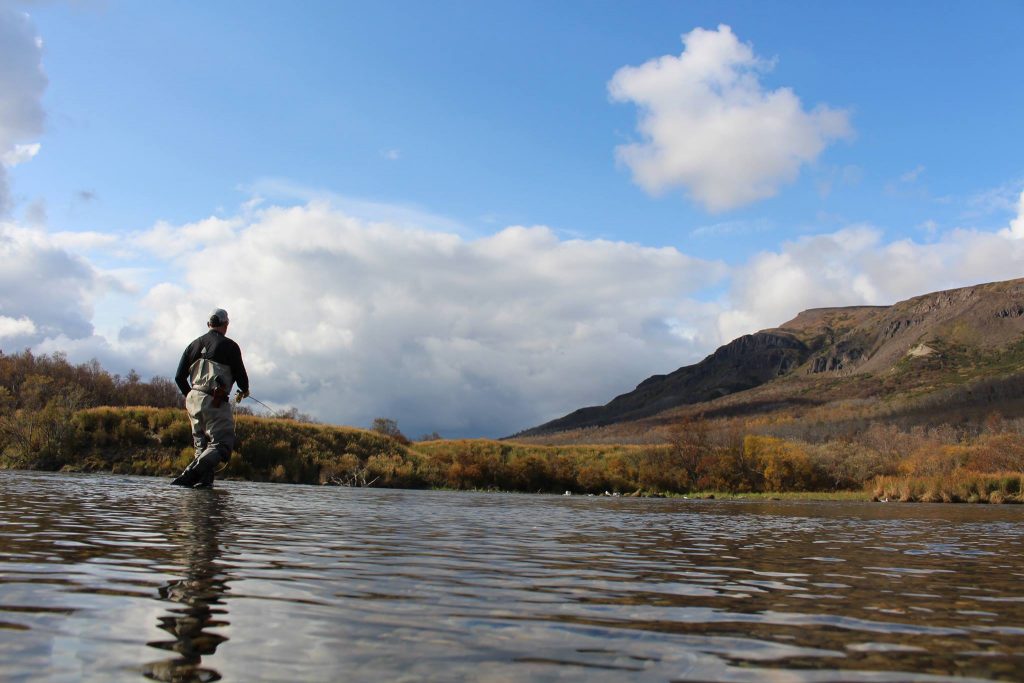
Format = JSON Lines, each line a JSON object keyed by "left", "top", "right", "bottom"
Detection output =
{"left": 1, "top": 405, "right": 1022, "bottom": 501}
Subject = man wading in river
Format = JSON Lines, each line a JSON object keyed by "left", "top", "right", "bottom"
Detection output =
{"left": 171, "top": 308, "right": 249, "bottom": 488}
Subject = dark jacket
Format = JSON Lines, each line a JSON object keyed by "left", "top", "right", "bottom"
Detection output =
{"left": 174, "top": 330, "right": 249, "bottom": 397}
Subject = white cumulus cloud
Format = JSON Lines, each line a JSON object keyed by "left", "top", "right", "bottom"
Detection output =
{"left": 104, "top": 202, "right": 727, "bottom": 437}
{"left": 0, "top": 221, "right": 119, "bottom": 346}
{"left": 0, "top": 314, "right": 35, "bottom": 339}
{"left": 719, "top": 202, "right": 1024, "bottom": 341}
{"left": 609, "top": 24, "right": 852, "bottom": 212}
{"left": 134, "top": 216, "right": 244, "bottom": 258}
{"left": 2, "top": 142, "right": 40, "bottom": 167}
{"left": 999, "top": 190, "right": 1024, "bottom": 239}
{"left": 8, "top": 189, "right": 1024, "bottom": 438}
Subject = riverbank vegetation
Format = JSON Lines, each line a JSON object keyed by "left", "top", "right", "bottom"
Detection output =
{"left": 1, "top": 404, "right": 1021, "bottom": 502}
{"left": 1, "top": 350, "right": 1021, "bottom": 501}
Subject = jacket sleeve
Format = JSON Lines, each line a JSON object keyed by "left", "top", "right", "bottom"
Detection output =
{"left": 174, "top": 345, "right": 193, "bottom": 396}
{"left": 231, "top": 342, "right": 249, "bottom": 393}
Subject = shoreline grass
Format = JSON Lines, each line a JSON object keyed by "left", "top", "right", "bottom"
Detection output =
{"left": 1, "top": 406, "right": 1022, "bottom": 502}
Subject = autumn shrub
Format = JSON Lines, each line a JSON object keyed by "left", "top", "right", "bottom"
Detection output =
{"left": 365, "top": 452, "right": 420, "bottom": 487}
{"left": 806, "top": 440, "right": 887, "bottom": 490}
{"left": 636, "top": 446, "right": 690, "bottom": 493}
{"left": 608, "top": 451, "right": 643, "bottom": 492}
{"left": 448, "top": 445, "right": 504, "bottom": 490}
{"left": 240, "top": 438, "right": 293, "bottom": 475}
{"left": 1, "top": 386, "right": 88, "bottom": 469}
{"left": 999, "top": 474, "right": 1022, "bottom": 494}
{"left": 548, "top": 452, "right": 580, "bottom": 490}
{"left": 408, "top": 441, "right": 657, "bottom": 493}
{"left": 663, "top": 418, "right": 711, "bottom": 489}
{"left": 319, "top": 453, "right": 365, "bottom": 485}
{"left": 965, "top": 433, "right": 1024, "bottom": 472}
{"left": 505, "top": 452, "right": 551, "bottom": 492}
{"left": 575, "top": 458, "right": 617, "bottom": 492}
{"left": 156, "top": 418, "right": 192, "bottom": 447}
{"left": 742, "top": 435, "right": 824, "bottom": 492}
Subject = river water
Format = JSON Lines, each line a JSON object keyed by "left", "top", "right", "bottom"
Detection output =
{"left": 1, "top": 471, "right": 1023, "bottom": 682}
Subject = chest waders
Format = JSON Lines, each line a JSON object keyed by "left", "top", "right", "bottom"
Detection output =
{"left": 171, "top": 359, "right": 236, "bottom": 488}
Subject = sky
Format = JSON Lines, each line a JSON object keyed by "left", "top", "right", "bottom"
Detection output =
{"left": 1, "top": 0, "right": 1023, "bottom": 438}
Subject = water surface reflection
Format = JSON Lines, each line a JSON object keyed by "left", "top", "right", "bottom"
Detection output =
{"left": 1, "top": 472, "right": 1022, "bottom": 682}
{"left": 143, "top": 489, "right": 231, "bottom": 682}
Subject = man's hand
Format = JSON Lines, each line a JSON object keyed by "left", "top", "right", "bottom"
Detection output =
{"left": 234, "top": 389, "right": 249, "bottom": 404}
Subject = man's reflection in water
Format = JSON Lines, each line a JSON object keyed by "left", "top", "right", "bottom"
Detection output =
{"left": 143, "top": 489, "right": 231, "bottom": 683}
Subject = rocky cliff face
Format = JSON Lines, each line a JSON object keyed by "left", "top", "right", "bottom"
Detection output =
{"left": 806, "top": 279, "right": 1024, "bottom": 375}
{"left": 516, "top": 278, "right": 1024, "bottom": 438}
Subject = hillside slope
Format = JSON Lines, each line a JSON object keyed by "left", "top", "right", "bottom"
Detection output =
{"left": 517, "top": 278, "right": 1024, "bottom": 438}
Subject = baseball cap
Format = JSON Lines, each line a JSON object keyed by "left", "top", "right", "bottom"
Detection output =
{"left": 208, "top": 308, "right": 230, "bottom": 326}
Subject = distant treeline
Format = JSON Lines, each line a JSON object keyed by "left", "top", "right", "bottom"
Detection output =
{"left": 0, "top": 350, "right": 179, "bottom": 470}
{"left": 1, "top": 350, "right": 1022, "bottom": 502}
{"left": 0, "top": 350, "right": 180, "bottom": 411}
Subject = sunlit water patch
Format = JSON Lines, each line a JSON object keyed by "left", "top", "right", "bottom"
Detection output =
{"left": 1, "top": 471, "right": 1023, "bottom": 681}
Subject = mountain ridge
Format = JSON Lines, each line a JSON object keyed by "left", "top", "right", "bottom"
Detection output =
{"left": 515, "top": 278, "right": 1024, "bottom": 439}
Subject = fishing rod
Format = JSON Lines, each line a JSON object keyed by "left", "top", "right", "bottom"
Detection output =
{"left": 235, "top": 391, "right": 285, "bottom": 418}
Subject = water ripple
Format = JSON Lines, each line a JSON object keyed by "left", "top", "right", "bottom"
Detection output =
{"left": 1, "top": 471, "right": 1023, "bottom": 682}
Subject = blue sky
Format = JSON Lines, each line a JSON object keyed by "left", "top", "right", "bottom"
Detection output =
{"left": 2, "top": 1, "right": 1023, "bottom": 437}
{"left": 20, "top": 1, "right": 1024, "bottom": 248}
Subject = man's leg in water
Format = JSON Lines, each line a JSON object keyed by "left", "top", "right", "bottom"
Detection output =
{"left": 172, "top": 394, "right": 235, "bottom": 488}
{"left": 172, "top": 393, "right": 232, "bottom": 487}
{"left": 186, "top": 390, "right": 208, "bottom": 459}
{"left": 196, "top": 399, "right": 234, "bottom": 487}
